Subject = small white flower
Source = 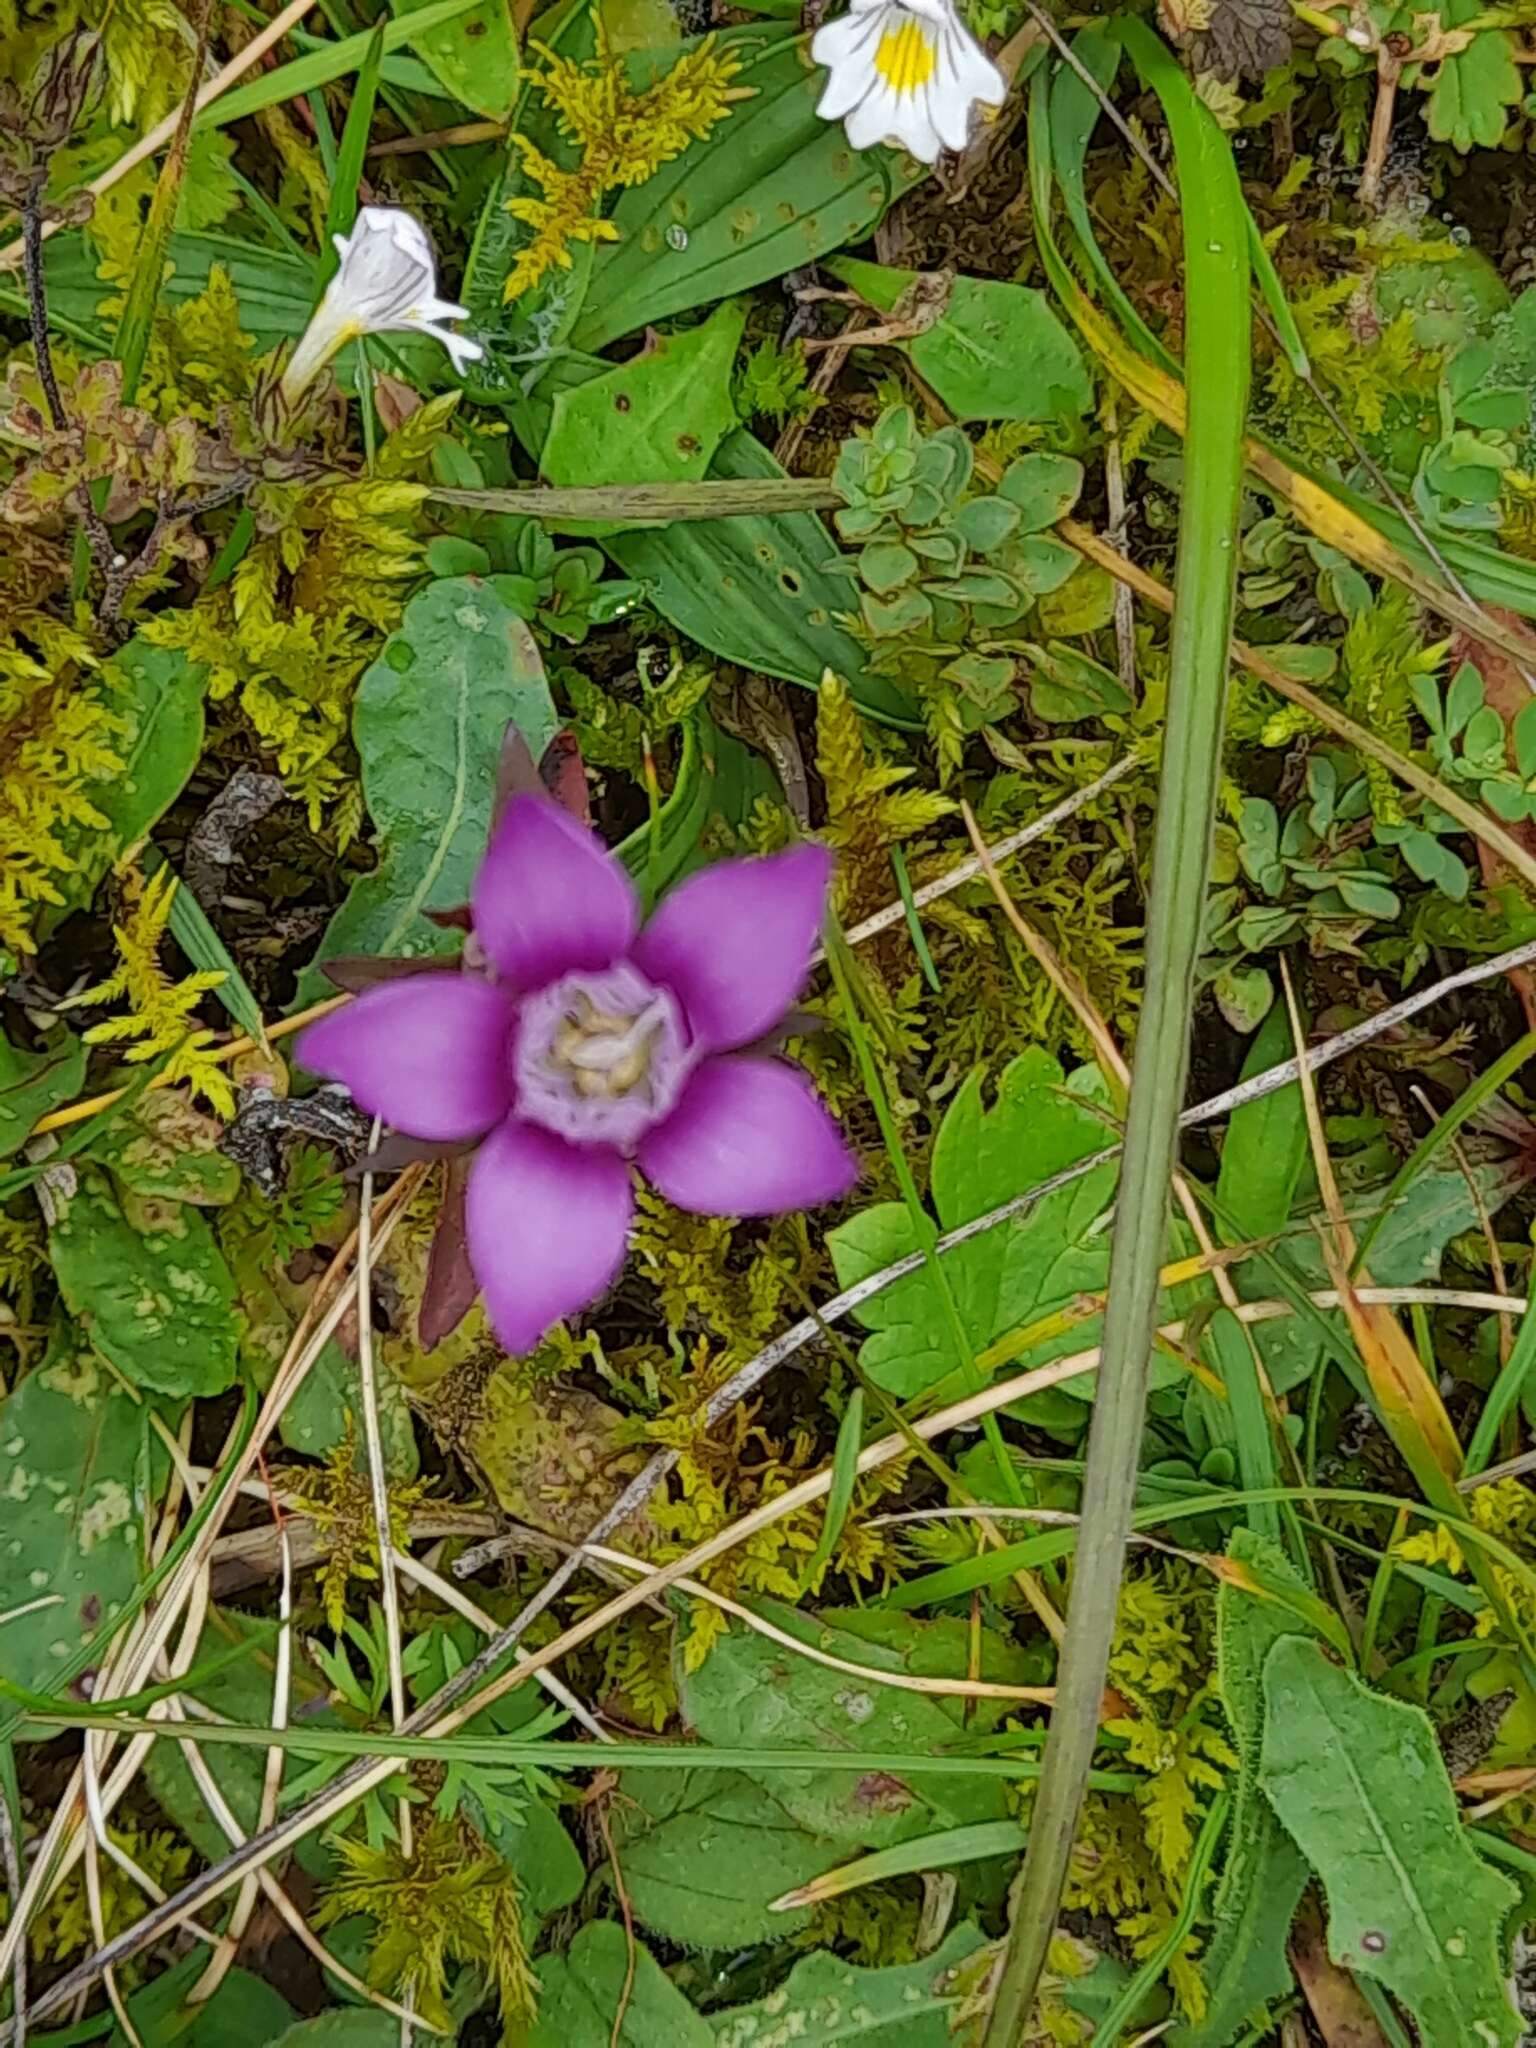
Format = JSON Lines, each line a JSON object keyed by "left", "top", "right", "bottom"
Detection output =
{"left": 811, "top": 0, "right": 1005, "bottom": 165}
{"left": 281, "top": 205, "right": 485, "bottom": 401}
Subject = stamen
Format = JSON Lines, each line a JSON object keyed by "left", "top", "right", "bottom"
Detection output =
{"left": 546, "top": 991, "right": 672, "bottom": 1099}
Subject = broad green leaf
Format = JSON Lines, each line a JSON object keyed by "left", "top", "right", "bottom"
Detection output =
{"left": 680, "top": 1607, "right": 1023, "bottom": 1850}
{"left": 14, "top": 232, "right": 447, "bottom": 392}
{"left": 708, "top": 1923, "right": 986, "bottom": 2046}
{"left": 389, "top": 0, "right": 519, "bottom": 117}
{"left": 1260, "top": 1635, "right": 1521, "bottom": 2048}
{"left": 0, "top": 1320, "right": 159, "bottom": 1698}
{"left": 607, "top": 430, "right": 918, "bottom": 728}
{"left": 529, "top": 1921, "right": 713, "bottom": 2047}
{"left": 613, "top": 1768, "right": 832, "bottom": 1947}
{"left": 48, "top": 1165, "right": 241, "bottom": 1397}
{"left": 543, "top": 300, "right": 745, "bottom": 487}
{"left": 268, "top": 2015, "right": 398, "bottom": 2047}
{"left": 53, "top": 641, "right": 206, "bottom": 930}
{"left": 827, "top": 1051, "right": 1121, "bottom": 1400}
{"left": 828, "top": 257, "right": 1092, "bottom": 425}
{"left": 1215, "top": 1001, "right": 1306, "bottom": 1247}
{"left": 1028, "top": 641, "right": 1132, "bottom": 722}
{"left": 571, "top": 27, "right": 919, "bottom": 352}
{"left": 297, "top": 579, "right": 559, "bottom": 1006}
{"left": 997, "top": 453, "right": 1085, "bottom": 531}
{"left": 484, "top": 1790, "right": 585, "bottom": 1917}
{"left": 84, "top": 1087, "right": 242, "bottom": 1208}
{"left": 0, "top": 1026, "right": 84, "bottom": 1160}
{"left": 110, "top": 1951, "right": 294, "bottom": 2045}
{"left": 1254, "top": 1160, "right": 1529, "bottom": 1395}
{"left": 1171, "top": 1530, "right": 1310, "bottom": 2048}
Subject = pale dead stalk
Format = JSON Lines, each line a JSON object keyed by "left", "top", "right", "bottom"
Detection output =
{"left": 579, "top": 1541, "right": 1056, "bottom": 1705}
{"left": 187, "top": 1525, "right": 294, "bottom": 2005}
{"left": 352, "top": 1123, "right": 415, "bottom": 2046}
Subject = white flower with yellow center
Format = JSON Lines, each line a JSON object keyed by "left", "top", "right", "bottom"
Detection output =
{"left": 281, "top": 206, "right": 484, "bottom": 402}
{"left": 811, "top": 0, "right": 1005, "bottom": 164}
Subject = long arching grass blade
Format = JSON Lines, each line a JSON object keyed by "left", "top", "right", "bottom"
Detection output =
{"left": 981, "top": 25, "right": 1253, "bottom": 2038}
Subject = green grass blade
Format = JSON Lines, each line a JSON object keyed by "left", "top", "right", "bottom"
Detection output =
{"left": 889, "top": 844, "right": 941, "bottom": 992}
{"left": 802, "top": 1387, "right": 864, "bottom": 1590}
{"left": 983, "top": 25, "right": 1251, "bottom": 2039}
{"left": 771, "top": 1820, "right": 1029, "bottom": 1909}
{"left": 322, "top": 21, "right": 386, "bottom": 268}
{"left": 194, "top": 0, "right": 476, "bottom": 132}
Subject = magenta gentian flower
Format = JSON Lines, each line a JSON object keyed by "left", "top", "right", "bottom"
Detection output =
{"left": 297, "top": 796, "right": 857, "bottom": 1354}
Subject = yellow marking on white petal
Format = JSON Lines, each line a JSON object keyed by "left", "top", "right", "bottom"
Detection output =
{"left": 874, "top": 19, "right": 936, "bottom": 94}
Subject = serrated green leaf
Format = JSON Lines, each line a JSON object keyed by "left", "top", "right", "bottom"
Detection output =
{"left": 297, "top": 579, "right": 559, "bottom": 1006}
{"left": 529, "top": 1921, "right": 713, "bottom": 2047}
{"left": 0, "top": 1320, "right": 160, "bottom": 1698}
{"left": 48, "top": 1166, "right": 240, "bottom": 1397}
{"left": 1418, "top": 0, "right": 1520, "bottom": 151}
{"left": 827, "top": 1051, "right": 1120, "bottom": 1400}
{"left": 708, "top": 1923, "right": 986, "bottom": 2045}
{"left": 1170, "top": 1530, "right": 1311, "bottom": 2048}
{"left": 1260, "top": 1635, "right": 1521, "bottom": 2048}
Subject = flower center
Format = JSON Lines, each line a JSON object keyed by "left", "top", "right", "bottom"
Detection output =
{"left": 874, "top": 19, "right": 935, "bottom": 94}
{"left": 514, "top": 963, "right": 692, "bottom": 1151}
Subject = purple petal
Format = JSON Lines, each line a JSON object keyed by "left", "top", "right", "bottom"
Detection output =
{"left": 296, "top": 975, "right": 513, "bottom": 1142}
{"left": 473, "top": 794, "right": 638, "bottom": 991}
{"left": 466, "top": 1118, "right": 634, "bottom": 1354}
{"left": 638, "top": 1055, "right": 857, "bottom": 1217}
{"left": 632, "top": 844, "right": 832, "bottom": 1053}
